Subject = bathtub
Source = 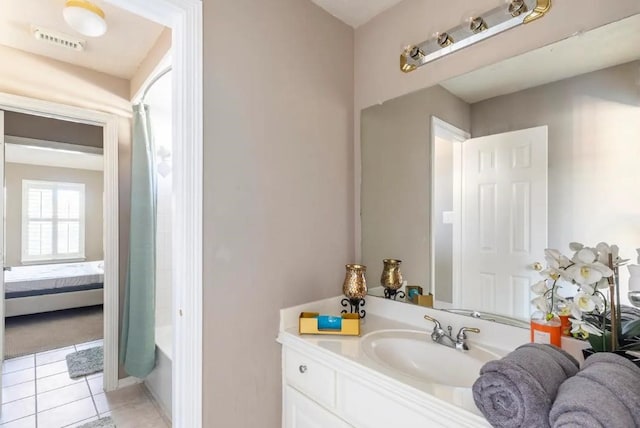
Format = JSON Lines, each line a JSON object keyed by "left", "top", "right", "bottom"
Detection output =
{"left": 145, "top": 325, "right": 172, "bottom": 420}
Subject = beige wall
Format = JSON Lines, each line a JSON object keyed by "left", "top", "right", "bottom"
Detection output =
{"left": 4, "top": 163, "right": 104, "bottom": 267}
{"left": 202, "top": 0, "right": 354, "bottom": 425}
{"left": 361, "top": 85, "right": 469, "bottom": 295}
{"left": 0, "top": 45, "right": 132, "bottom": 377}
{"left": 471, "top": 60, "right": 640, "bottom": 264}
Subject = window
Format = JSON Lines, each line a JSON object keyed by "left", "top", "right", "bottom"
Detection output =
{"left": 22, "top": 180, "right": 85, "bottom": 263}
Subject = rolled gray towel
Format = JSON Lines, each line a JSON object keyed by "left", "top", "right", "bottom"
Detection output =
{"left": 473, "top": 343, "right": 579, "bottom": 428}
{"left": 550, "top": 352, "right": 640, "bottom": 428}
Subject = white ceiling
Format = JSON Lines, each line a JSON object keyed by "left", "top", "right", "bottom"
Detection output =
{"left": 0, "top": 0, "right": 166, "bottom": 79}
{"left": 440, "top": 14, "right": 640, "bottom": 103}
{"left": 311, "top": 0, "right": 405, "bottom": 28}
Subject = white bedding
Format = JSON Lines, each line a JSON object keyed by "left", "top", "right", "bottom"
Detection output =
{"left": 5, "top": 260, "right": 104, "bottom": 296}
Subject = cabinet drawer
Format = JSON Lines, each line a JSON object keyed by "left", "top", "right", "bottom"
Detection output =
{"left": 285, "top": 348, "right": 336, "bottom": 409}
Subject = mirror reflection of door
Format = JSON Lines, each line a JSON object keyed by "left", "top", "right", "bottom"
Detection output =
{"left": 433, "top": 122, "right": 547, "bottom": 319}
{"left": 460, "top": 126, "right": 548, "bottom": 319}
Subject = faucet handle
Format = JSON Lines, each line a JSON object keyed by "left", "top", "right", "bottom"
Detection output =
{"left": 423, "top": 314, "right": 443, "bottom": 330}
{"left": 456, "top": 327, "right": 480, "bottom": 340}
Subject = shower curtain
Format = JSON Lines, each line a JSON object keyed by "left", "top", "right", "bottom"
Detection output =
{"left": 121, "top": 103, "right": 157, "bottom": 378}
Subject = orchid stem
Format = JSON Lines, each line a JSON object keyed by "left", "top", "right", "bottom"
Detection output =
{"left": 609, "top": 253, "right": 618, "bottom": 351}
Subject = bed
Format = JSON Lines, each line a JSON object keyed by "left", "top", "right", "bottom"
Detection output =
{"left": 4, "top": 260, "right": 104, "bottom": 317}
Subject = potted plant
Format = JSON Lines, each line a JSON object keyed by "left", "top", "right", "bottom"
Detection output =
{"left": 532, "top": 242, "right": 640, "bottom": 361}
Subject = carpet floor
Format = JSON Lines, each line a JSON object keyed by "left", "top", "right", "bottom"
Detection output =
{"left": 5, "top": 305, "right": 103, "bottom": 359}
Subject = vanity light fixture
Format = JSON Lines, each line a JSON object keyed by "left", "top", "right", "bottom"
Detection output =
{"left": 63, "top": 0, "right": 107, "bottom": 38}
{"left": 469, "top": 17, "right": 488, "bottom": 34}
{"left": 400, "top": 0, "right": 551, "bottom": 73}
{"left": 436, "top": 32, "right": 454, "bottom": 47}
{"left": 509, "top": 0, "right": 529, "bottom": 17}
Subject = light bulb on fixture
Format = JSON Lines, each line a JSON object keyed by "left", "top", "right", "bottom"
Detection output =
{"left": 468, "top": 16, "right": 488, "bottom": 33}
{"left": 63, "top": 0, "right": 107, "bottom": 37}
{"left": 435, "top": 32, "right": 454, "bottom": 48}
{"left": 403, "top": 45, "right": 425, "bottom": 61}
{"left": 508, "top": 0, "right": 528, "bottom": 17}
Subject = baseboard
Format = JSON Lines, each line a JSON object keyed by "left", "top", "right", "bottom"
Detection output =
{"left": 143, "top": 382, "right": 172, "bottom": 424}
{"left": 117, "top": 376, "right": 142, "bottom": 389}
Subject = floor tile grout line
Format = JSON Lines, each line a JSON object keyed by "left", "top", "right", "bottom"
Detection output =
{"left": 87, "top": 376, "right": 100, "bottom": 418}
{"left": 1, "top": 387, "right": 36, "bottom": 406}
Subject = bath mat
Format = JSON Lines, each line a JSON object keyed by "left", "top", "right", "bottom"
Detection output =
{"left": 77, "top": 416, "right": 116, "bottom": 428}
{"left": 66, "top": 346, "right": 104, "bottom": 379}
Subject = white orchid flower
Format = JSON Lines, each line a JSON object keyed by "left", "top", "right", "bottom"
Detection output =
{"left": 565, "top": 251, "right": 613, "bottom": 285}
{"left": 574, "top": 248, "right": 597, "bottom": 264}
{"left": 540, "top": 266, "right": 572, "bottom": 282}
{"left": 591, "top": 292, "right": 605, "bottom": 312}
{"left": 531, "top": 262, "right": 544, "bottom": 272}
{"left": 595, "top": 242, "right": 629, "bottom": 268}
{"left": 596, "top": 242, "right": 611, "bottom": 258}
{"left": 568, "top": 301, "right": 583, "bottom": 319}
{"left": 569, "top": 242, "right": 584, "bottom": 251}
{"left": 545, "top": 248, "right": 572, "bottom": 269}
{"left": 574, "top": 292, "right": 596, "bottom": 313}
{"left": 530, "top": 280, "right": 548, "bottom": 295}
{"left": 595, "top": 277, "right": 610, "bottom": 290}
{"left": 570, "top": 318, "right": 602, "bottom": 337}
{"left": 531, "top": 296, "right": 551, "bottom": 313}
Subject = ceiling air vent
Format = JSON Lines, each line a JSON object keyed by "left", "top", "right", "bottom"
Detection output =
{"left": 32, "top": 26, "right": 84, "bottom": 51}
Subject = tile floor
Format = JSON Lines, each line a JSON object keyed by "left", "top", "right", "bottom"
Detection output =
{"left": 1, "top": 340, "right": 170, "bottom": 428}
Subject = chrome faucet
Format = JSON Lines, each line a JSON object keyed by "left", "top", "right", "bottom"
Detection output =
{"left": 423, "top": 315, "right": 480, "bottom": 351}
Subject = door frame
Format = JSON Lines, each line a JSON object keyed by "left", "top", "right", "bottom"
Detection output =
{"left": 430, "top": 117, "right": 469, "bottom": 307}
{"left": 0, "top": 92, "right": 120, "bottom": 392}
{"left": 102, "top": 1, "right": 203, "bottom": 426}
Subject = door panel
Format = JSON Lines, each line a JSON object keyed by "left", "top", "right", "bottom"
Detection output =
{"left": 0, "top": 110, "right": 5, "bottom": 406}
{"left": 461, "top": 126, "right": 547, "bottom": 319}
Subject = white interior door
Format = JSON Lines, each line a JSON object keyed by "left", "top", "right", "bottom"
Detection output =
{"left": 0, "top": 110, "right": 5, "bottom": 405}
{"left": 461, "top": 126, "right": 547, "bottom": 319}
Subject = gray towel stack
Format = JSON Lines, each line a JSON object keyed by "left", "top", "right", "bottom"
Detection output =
{"left": 549, "top": 352, "right": 640, "bottom": 427}
{"left": 472, "top": 343, "right": 580, "bottom": 428}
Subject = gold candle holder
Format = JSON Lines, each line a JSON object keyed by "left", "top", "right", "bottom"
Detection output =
{"left": 341, "top": 264, "right": 367, "bottom": 318}
{"left": 381, "top": 259, "right": 405, "bottom": 300}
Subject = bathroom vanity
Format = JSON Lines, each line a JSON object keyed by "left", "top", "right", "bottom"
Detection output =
{"left": 278, "top": 297, "right": 536, "bottom": 428}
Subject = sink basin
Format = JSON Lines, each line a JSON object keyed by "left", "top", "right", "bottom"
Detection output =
{"left": 361, "top": 329, "right": 501, "bottom": 388}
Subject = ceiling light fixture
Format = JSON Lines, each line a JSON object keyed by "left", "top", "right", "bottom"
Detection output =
{"left": 400, "top": 0, "right": 551, "bottom": 73}
{"left": 63, "top": 0, "right": 107, "bottom": 38}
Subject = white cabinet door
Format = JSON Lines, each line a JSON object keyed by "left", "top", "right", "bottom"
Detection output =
{"left": 285, "top": 386, "right": 352, "bottom": 428}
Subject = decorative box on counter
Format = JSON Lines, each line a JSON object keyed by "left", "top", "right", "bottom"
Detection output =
{"left": 406, "top": 285, "right": 434, "bottom": 307}
{"left": 298, "top": 312, "right": 361, "bottom": 336}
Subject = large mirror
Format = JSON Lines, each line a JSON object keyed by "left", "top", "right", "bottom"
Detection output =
{"left": 361, "top": 14, "right": 640, "bottom": 327}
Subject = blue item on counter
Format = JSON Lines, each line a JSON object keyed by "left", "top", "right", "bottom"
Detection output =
{"left": 317, "top": 315, "right": 342, "bottom": 330}
{"left": 408, "top": 288, "right": 420, "bottom": 299}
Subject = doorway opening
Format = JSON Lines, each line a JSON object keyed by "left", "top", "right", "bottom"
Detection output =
{"left": 3, "top": 113, "right": 106, "bottom": 362}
